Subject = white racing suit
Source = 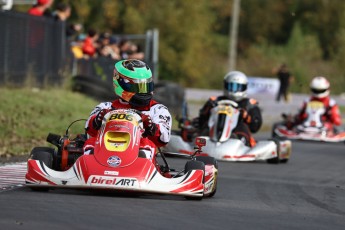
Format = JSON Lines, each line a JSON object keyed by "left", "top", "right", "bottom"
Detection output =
{"left": 84, "top": 98, "right": 172, "bottom": 159}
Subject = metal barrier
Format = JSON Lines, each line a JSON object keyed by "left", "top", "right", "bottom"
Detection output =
{"left": 0, "top": 10, "right": 159, "bottom": 87}
{"left": 0, "top": 10, "right": 66, "bottom": 86}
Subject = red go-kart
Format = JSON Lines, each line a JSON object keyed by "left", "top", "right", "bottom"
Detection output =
{"left": 25, "top": 109, "right": 218, "bottom": 200}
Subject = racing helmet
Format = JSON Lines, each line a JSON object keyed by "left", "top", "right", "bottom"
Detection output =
{"left": 113, "top": 59, "right": 154, "bottom": 107}
{"left": 310, "top": 76, "right": 330, "bottom": 98}
{"left": 223, "top": 71, "right": 248, "bottom": 101}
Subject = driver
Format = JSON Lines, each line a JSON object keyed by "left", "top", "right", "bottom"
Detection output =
{"left": 197, "top": 71, "right": 262, "bottom": 147}
{"left": 294, "top": 76, "right": 342, "bottom": 131}
{"left": 83, "top": 59, "right": 172, "bottom": 159}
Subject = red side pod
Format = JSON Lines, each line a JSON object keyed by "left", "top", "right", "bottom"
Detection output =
{"left": 171, "top": 170, "right": 204, "bottom": 193}
{"left": 25, "top": 160, "right": 56, "bottom": 185}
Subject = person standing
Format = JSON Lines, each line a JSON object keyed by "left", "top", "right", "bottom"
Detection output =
{"left": 275, "top": 63, "right": 293, "bottom": 103}
{"left": 27, "top": 0, "right": 54, "bottom": 17}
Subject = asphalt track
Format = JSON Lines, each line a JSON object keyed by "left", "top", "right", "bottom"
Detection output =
{"left": 1, "top": 90, "right": 344, "bottom": 229}
{"left": 0, "top": 133, "right": 344, "bottom": 230}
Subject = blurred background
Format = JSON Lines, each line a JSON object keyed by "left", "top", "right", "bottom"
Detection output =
{"left": 1, "top": 0, "right": 345, "bottom": 94}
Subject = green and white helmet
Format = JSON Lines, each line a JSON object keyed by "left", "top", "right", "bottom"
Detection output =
{"left": 113, "top": 59, "right": 154, "bottom": 107}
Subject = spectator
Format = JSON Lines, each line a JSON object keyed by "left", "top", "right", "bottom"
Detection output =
{"left": 82, "top": 29, "right": 99, "bottom": 58}
{"left": 70, "top": 34, "right": 86, "bottom": 59}
{"left": 97, "top": 33, "right": 120, "bottom": 60}
{"left": 52, "top": 2, "right": 71, "bottom": 21}
{"left": 52, "top": 2, "right": 82, "bottom": 41}
{"left": 28, "top": 0, "right": 54, "bottom": 17}
{"left": 274, "top": 63, "right": 294, "bottom": 103}
{"left": 119, "top": 39, "right": 144, "bottom": 60}
{"left": 108, "top": 36, "right": 121, "bottom": 60}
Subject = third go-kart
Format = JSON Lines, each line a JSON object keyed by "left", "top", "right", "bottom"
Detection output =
{"left": 272, "top": 101, "right": 345, "bottom": 143}
{"left": 164, "top": 100, "right": 291, "bottom": 163}
{"left": 25, "top": 109, "right": 218, "bottom": 200}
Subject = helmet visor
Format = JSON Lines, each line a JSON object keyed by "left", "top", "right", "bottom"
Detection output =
{"left": 311, "top": 88, "right": 327, "bottom": 95}
{"left": 224, "top": 82, "right": 247, "bottom": 93}
{"left": 118, "top": 76, "right": 154, "bottom": 93}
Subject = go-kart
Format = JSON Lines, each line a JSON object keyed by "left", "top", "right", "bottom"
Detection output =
{"left": 272, "top": 101, "right": 345, "bottom": 143}
{"left": 25, "top": 109, "right": 218, "bottom": 200}
{"left": 164, "top": 100, "right": 291, "bottom": 163}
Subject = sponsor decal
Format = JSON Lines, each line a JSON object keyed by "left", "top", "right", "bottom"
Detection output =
{"left": 104, "top": 171, "right": 119, "bottom": 176}
{"left": 159, "top": 115, "right": 171, "bottom": 123}
{"left": 107, "top": 156, "right": 121, "bottom": 167}
{"left": 108, "top": 124, "right": 130, "bottom": 130}
{"left": 89, "top": 176, "right": 138, "bottom": 187}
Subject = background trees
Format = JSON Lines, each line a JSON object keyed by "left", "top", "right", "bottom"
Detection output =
{"left": 16, "top": 0, "right": 345, "bottom": 94}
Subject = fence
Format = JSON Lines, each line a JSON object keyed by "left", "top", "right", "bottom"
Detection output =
{"left": 0, "top": 10, "right": 66, "bottom": 86}
{"left": 0, "top": 10, "right": 159, "bottom": 87}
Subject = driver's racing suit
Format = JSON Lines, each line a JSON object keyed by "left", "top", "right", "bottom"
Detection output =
{"left": 197, "top": 95, "right": 262, "bottom": 147}
{"left": 295, "top": 96, "right": 342, "bottom": 130}
{"left": 83, "top": 98, "right": 172, "bottom": 159}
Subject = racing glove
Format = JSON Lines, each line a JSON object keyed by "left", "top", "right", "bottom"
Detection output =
{"left": 142, "top": 114, "right": 157, "bottom": 136}
{"left": 92, "top": 109, "right": 109, "bottom": 130}
{"left": 239, "top": 108, "right": 251, "bottom": 124}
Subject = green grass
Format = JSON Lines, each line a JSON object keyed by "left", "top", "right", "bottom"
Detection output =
{"left": 0, "top": 88, "right": 98, "bottom": 157}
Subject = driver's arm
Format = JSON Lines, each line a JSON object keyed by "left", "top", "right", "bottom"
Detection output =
{"left": 198, "top": 97, "right": 217, "bottom": 129}
{"left": 148, "top": 104, "right": 172, "bottom": 147}
{"left": 247, "top": 104, "right": 262, "bottom": 133}
{"left": 328, "top": 104, "right": 342, "bottom": 126}
{"left": 85, "top": 102, "right": 113, "bottom": 137}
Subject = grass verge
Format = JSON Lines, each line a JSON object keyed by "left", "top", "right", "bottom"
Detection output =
{"left": 0, "top": 87, "right": 98, "bottom": 160}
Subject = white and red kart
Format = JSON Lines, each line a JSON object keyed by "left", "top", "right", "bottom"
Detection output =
{"left": 272, "top": 101, "right": 345, "bottom": 143}
{"left": 25, "top": 109, "right": 218, "bottom": 200}
{"left": 164, "top": 100, "right": 291, "bottom": 163}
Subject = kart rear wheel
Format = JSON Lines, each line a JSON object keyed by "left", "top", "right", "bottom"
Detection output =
{"left": 266, "top": 138, "right": 280, "bottom": 164}
{"left": 184, "top": 160, "right": 205, "bottom": 200}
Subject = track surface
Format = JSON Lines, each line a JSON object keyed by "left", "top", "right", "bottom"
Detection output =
{"left": 1, "top": 134, "right": 344, "bottom": 230}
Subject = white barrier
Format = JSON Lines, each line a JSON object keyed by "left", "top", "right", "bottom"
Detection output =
{"left": 247, "top": 77, "right": 280, "bottom": 96}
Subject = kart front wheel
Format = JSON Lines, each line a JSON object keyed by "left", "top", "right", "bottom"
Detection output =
{"left": 195, "top": 156, "right": 218, "bottom": 197}
{"left": 280, "top": 159, "right": 289, "bottom": 163}
{"left": 195, "top": 156, "right": 218, "bottom": 169}
{"left": 266, "top": 138, "right": 280, "bottom": 164}
{"left": 184, "top": 160, "right": 205, "bottom": 201}
{"left": 30, "top": 147, "right": 54, "bottom": 168}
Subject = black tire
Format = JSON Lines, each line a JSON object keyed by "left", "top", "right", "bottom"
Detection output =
{"left": 185, "top": 160, "right": 205, "bottom": 172}
{"left": 195, "top": 156, "right": 218, "bottom": 169}
{"left": 28, "top": 147, "right": 54, "bottom": 191}
{"left": 184, "top": 160, "right": 205, "bottom": 200}
{"left": 280, "top": 159, "right": 289, "bottom": 163}
{"left": 30, "top": 147, "right": 54, "bottom": 168}
{"left": 271, "top": 122, "right": 281, "bottom": 139}
{"left": 195, "top": 156, "right": 218, "bottom": 197}
{"left": 266, "top": 138, "right": 280, "bottom": 164}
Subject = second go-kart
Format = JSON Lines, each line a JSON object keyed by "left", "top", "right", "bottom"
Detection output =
{"left": 164, "top": 100, "right": 291, "bottom": 163}
{"left": 25, "top": 109, "right": 218, "bottom": 200}
{"left": 272, "top": 100, "right": 345, "bottom": 143}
